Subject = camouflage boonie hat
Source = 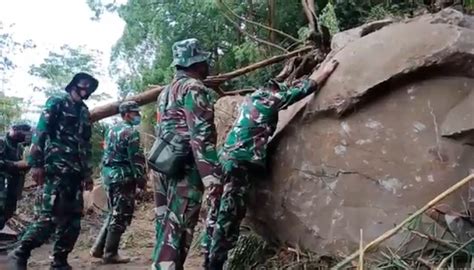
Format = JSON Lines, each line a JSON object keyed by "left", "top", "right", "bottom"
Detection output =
{"left": 65, "top": 72, "right": 99, "bottom": 99}
{"left": 11, "top": 122, "right": 32, "bottom": 132}
{"left": 171, "top": 38, "right": 211, "bottom": 67}
{"left": 119, "top": 101, "right": 140, "bottom": 114}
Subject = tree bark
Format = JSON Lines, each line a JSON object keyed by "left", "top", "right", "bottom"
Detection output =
{"left": 268, "top": 0, "right": 276, "bottom": 43}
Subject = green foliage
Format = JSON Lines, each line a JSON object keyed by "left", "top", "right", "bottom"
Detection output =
{"left": 334, "top": 0, "right": 424, "bottom": 30}
{"left": 86, "top": 0, "right": 119, "bottom": 21}
{"left": 320, "top": 2, "right": 340, "bottom": 36}
{"left": 90, "top": 121, "right": 109, "bottom": 170}
{"left": 0, "top": 92, "right": 23, "bottom": 132}
{"left": 29, "top": 45, "right": 103, "bottom": 97}
{"left": 0, "top": 21, "right": 35, "bottom": 91}
{"left": 99, "top": 0, "right": 310, "bottom": 129}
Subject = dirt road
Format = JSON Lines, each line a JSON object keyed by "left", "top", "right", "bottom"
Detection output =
{"left": 1, "top": 202, "right": 204, "bottom": 269}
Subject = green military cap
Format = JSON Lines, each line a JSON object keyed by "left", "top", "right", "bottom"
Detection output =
{"left": 119, "top": 101, "right": 140, "bottom": 114}
{"left": 171, "top": 38, "right": 211, "bottom": 67}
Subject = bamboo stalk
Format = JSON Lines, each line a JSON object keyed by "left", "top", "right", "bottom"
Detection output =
{"left": 358, "top": 229, "right": 364, "bottom": 270}
{"left": 332, "top": 174, "right": 474, "bottom": 270}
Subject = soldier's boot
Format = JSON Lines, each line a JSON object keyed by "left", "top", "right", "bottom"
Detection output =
{"left": 8, "top": 244, "right": 32, "bottom": 270}
{"left": 207, "top": 258, "right": 225, "bottom": 270}
{"left": 102, "top": 231, "right": 130, "bottom": 264}
{"left": 90, "top": 224, "right": 108, "bottom": 258}
{"left": 202, "top": 254, "right": 210, "bottom": 268}
{"left": 50, "top": 255, "right": 72, "bottom": 270}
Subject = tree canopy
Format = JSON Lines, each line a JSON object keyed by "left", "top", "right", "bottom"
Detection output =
{"left": 28, "top": 45, "right": 104, "bottom": 97}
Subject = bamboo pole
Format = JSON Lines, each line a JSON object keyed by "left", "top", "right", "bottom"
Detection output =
{"left": 332, "top": 174, "right": 474, "bottom": 270}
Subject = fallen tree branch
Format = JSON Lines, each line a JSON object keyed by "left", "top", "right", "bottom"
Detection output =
{"left": 332, "top": 173, "right": 474, "bottom": 270}
{"left": 407, "top": 229, "right": 465, "bottom": 252}
{"left": 90, "top": 46, "right": 313, "bottom": 122}
{"left": 216, "top": 0, "right": 301, "bottom": 44}
{"left": 218, "top": 5, "right": 288, "bottom": 52}
{"left": 206, "top": 46, "right": 312, "bottom": 82}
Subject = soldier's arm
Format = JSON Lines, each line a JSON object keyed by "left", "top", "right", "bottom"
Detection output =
{"left": 277, "top": 59, "right": 339, "bottom": 109}
{"left": 274, "top": 79, "right": 319, "bottom": 109}
{"left": 0, "top": 140, "right": 12, "bottom": 170}
{"left": 183, "top": 85, "right": 222, "bottom": 187}
{"left": 28, "top": 96, "right": 61, "bottom": 168}
{"left": 82, "top": 119, "right": 93, "bottom": 179}
{"left": 127, "top": 129, "right": 146, "bottom": 182}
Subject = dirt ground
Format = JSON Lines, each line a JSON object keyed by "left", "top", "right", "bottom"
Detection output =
{"left": 1, "top": 200, "right": 204, "bottom": 270}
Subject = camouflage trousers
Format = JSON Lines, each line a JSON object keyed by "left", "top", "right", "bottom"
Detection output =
{"left": 151, "top": 170, "right": 168, "bottom": 262}
{"left": 201, "top": 183, "right": 223, "bottom": 258}
{"left": 208, "top": 163, "right": 251, "bottom": 263}
{"left": 91, "top": 180, "right": 136, "bottom": 255}
{"left": 151, "top": 165, "right": 204, "bottom": 270}
{"left": 0, "top": 175, "right": 18, "bottom": 229}
{"left": 103, "top": 181, "right": 136, "bottom": 234}
{"left": 19, "top": 173, "right": 84, "bottom": 259}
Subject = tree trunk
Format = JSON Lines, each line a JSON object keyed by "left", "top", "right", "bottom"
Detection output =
{"left": 89, "top": 46, "right": 313, "bottom": 122}
{"left": 247, "top": 0, "right": 254, "bottom": 35}
{"left": 268, "top": 0, "right": 276, "bottom": 43}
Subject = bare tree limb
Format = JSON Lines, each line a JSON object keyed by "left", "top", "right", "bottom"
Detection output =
{"left": 302, "top": 0, "right": 317, "bottom": 33}
{"left": 218, "top": 5, "right": 288, "bottom": 52}
{"left": 217, "top": 0, "right": 301, "bottom": 44}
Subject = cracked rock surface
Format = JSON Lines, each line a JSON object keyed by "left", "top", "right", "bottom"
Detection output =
{"left": 215, "top": 9, "right": 474, "bottom": 255}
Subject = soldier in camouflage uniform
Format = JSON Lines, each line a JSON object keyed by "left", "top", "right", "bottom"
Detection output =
{"left": 152, "top": 38, "right": 222, "bottom": 270}
{"left": 90, "top": 101, "right": 146, "bottom": 264}
{"left": 9, "top": 73, "right": 99, "bottom": 270}
{"left": 206, "top": 60, "right": 339, "bottom": 269}
{"left": 0, "top": 123, "right": 32, "bottom": 230}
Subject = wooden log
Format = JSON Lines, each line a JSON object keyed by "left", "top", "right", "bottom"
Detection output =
{"left": 89, "top": 46, "right": 313, "bottom": 122}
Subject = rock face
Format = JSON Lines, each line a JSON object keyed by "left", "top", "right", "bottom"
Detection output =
{"left": 243, "top": 9, "right": 474, "bottom": 255}
{"left": 214, "top": 95, "right": 246, "bottom": 146}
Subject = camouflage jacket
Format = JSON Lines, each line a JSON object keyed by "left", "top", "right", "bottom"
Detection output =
{"left": 101, "top": 121, "right": 145, "bottom": 186}
{"left": 0, "top": 135, "right": 24, "bottom": 178}
{"left": 28, "top": 94, "right": 93, "bottom": 178}
{"left": 220, "top": 79, "right": 318, "bottom": 169}
{"left": 157, "top": 70, "right": 221, "bottom": 186}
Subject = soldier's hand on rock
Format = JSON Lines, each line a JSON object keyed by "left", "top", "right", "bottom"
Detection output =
{"left": 83, "top": 177, "right": 94, "bottom": 191}
{"left": 309, "top": 59, "right": 339, "bottom": 86}
{"left": 31, "top": 168, "right": 45, "bottom": 186}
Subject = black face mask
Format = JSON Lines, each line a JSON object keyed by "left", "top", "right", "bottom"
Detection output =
{"left": 10, "top": 130, "right": 32, "bottom": 144}
{"left": 70, "top": 88, "right": 91, "bottom": 101}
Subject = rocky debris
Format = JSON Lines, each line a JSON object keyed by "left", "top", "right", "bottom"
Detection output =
{"left": 413, "top": 7, "right": 474, "bottom": 28}
{"left": 240, "top": 9, "right": 474, "bottom": 256}
{"left": 83, "top": 184, "right": 108, "bottom": 214}
{"left": 331, "top": 19, "right": 395, "bottom": 51}
{"left": 440, "top": 90, "right": 474, "bottom": 138}
{"left": 214, "top": 95, "right": 246, "bottom": 146}
{"left": 426, "top": 204, "right": 474, "bottom": 243}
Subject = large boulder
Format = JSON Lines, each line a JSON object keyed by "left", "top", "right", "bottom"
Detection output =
{"left": 245, "top": 10, "right": 474, "bottom": 255}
